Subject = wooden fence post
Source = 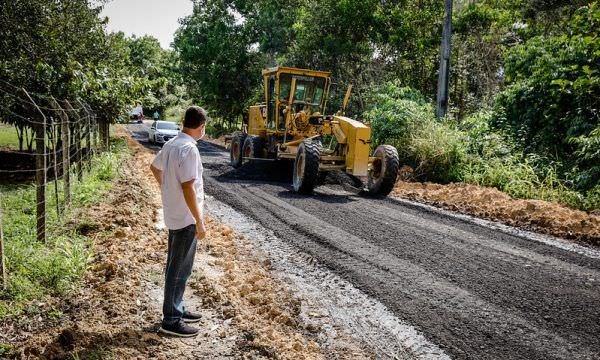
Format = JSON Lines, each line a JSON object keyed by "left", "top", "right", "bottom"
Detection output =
{"left": 23, "top": 89, "right": 47, "bottom": 243}
{"left": 48, "top": 99, "right": 60, "bottom": 216}
{"left": 84, "top": 104, "right": 92, "bottom": 171}
{"left": 92, "top": 112, "right": 98, "bottom": 154}
{"left": 64, "top": 100, "right": 82, "bottom": 182}
{"left": 0, "top": 192, "right": 7, "bottom": 290}
{"left": 56, "top": 99, "right": 70, "bottom": 208}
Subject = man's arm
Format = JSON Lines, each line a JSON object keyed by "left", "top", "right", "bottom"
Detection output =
{"left": 181, "top": 179, "right": 206, "bottom": 240}
{"left": 150, "top": 164, "right": 162, "bottom": 186}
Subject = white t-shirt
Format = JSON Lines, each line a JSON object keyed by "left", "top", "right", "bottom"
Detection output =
{"left": 151, "top": 132, "right": 204, "bottom": 230}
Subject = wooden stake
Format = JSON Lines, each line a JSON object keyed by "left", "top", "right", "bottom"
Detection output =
{"left": 57, "top": 99, "right": 71, "bottom": 207}
{"left": 23, "top": 89, "right": 47, "bottom": 243}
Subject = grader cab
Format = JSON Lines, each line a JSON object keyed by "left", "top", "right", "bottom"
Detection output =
{"left": 230, "top": 66, "right": 399, "bottom": 196}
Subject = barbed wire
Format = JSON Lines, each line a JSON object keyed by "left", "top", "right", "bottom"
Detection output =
{"left": 0, "top": 81, "right": 103, "bottom": 243}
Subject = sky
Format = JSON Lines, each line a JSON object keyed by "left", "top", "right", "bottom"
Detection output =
{"left": 100, "top": 0, "right": 194, "bottom": 49}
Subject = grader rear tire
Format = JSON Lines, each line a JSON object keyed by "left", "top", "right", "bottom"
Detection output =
{"left": 367, "top": 145, "right": 399, "bottom": 196}
{"left": 242, "top": 135, "right": 265, "bottom": 163}
{"left": 293, "top": 141, "right": 321, "bottom": 194}
{"left": 230, "top": 133, "right": 247, "bottom": 168}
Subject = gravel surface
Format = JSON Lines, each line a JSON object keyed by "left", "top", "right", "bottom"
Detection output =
{"left": 130, "top": 124, "right": 600, "bottom": 360}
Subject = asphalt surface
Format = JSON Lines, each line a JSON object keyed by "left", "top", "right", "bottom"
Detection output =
{"left": 129, "top": 124, "right": 600, "bottom": 360}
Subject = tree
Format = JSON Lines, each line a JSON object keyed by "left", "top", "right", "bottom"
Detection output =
{"left": 493, "top": 2, "right": 600, "bottom": 187}
{"left": 174, "top": 0, "right": 264, "bottom": 125}
{"left": 0, "top": 0, "right": 145, "bottom": 148}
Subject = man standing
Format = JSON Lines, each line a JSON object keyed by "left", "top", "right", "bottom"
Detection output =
{"left": 150, "top": 106, "right": 208, "bottom": 337}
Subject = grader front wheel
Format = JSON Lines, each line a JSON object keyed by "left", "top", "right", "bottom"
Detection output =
{"left": 293, "top": 141, "right": 321, "bottom": 194}
{"left": 367, "top": 145, "right": 399, "bottom": 196}
{"left": 242, "top": 135, "right": 265, "bottom": 163}
{"left": 230, "top": 132, "right": 246, "bottom": 168}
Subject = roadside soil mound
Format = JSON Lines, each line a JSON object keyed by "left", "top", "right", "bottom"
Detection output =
{"left": 9, "top": 127, "right": 369, "bottom": 359}
{"left": 392, "top": 178, "right": 600, "bottom": 245}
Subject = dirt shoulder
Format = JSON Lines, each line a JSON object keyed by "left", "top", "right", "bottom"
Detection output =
{"left": 392, "top": 180, "right": 600, "bottom": 246}
{"left": 10, "top": 127, "right": 371, "bottom": 359}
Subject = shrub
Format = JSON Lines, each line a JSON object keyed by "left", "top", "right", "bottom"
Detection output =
{"left": 570, "top": 125, "right": 600, "bottom": 191}
{"left": 493, "top": 3, "right": 600, "bottom": 170}
{"left": 205, "top": 121, "right": 238, "bottom": 139}
{"left": 365, "top": 81, "right": 467, "bottom": 183}
{"left": 406, "top": 120, "right": 467, "bottom": 182}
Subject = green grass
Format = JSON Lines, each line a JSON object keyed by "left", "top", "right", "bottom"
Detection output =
{"left": 0, "top": 136, "right": 129, "bottom": 319}
{"left": 0, "top": 124, "right": 21, "bottom": 149}
{"left": 72, "top": 347, "right": 115, "bottom": 360}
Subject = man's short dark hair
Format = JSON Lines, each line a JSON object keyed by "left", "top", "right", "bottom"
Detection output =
{"left": 183, "top": 106, "right": 209, "bottom": 128}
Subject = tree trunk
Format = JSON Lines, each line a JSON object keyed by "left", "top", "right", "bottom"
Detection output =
{"left": 15, "top": 123, "right": 24, "bottom": 151}
{"left": 99, "top": 119, "right": 110, "bottom": 151}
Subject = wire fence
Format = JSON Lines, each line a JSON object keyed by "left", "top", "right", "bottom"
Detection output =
{"left": 0, "top": 84, "right": 100, "bottom": 289}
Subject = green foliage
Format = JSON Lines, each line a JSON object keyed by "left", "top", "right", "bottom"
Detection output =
{"left": 0, "top": 138, "right": 128, "bottom": 318}
{"left": 0, "top": 343, "right": 12, "bottom": 357}
{"left": 570, "top": 125, "right": 600, "bottom": 191}
{"left": 494, "top": 2, "right": 600, "bottom": 185}
{"left": 367, "top": 82, "right": 597, "bottom": 210}
{"left": 365, "top": 81, "right": 467, "bottom": 183}
{"left": 174, "top": 0, "right": 265, "bottom": 124}
{"left": 583, "top": 185, "right": 600, "bottom": 211}
{"left": 205, "top": 122, "right": 238, "bottom": 139}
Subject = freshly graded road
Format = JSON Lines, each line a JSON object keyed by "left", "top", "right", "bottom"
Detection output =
{"left": 130, "top": 124, "right": 600, "bottom": 360}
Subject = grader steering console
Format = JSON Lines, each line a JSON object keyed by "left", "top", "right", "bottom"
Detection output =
{"left": 230, "top": 66, "right": 399, "bottom": 196}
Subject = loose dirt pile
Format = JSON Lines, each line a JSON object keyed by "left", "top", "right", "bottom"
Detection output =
{"left": 392, "top": 177, "right": 600, "bottom": 245}
{"left": 8, "top": 127, "right": 369, "bottom": 359}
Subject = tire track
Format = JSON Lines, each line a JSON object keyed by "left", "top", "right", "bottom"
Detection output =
{"left": 204, "top": 179, "right": 599, "bottom": 359}
{"left": 129, "top": 129, "right": 600, "bottom": 359}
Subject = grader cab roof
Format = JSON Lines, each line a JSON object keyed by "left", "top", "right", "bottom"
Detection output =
{"left": 262, "top": 66, "right": 331, "bottom": 78}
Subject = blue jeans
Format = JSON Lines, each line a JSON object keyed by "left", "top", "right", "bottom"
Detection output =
{"left": 162, "top": 223, "right": 197, "bottom": 326}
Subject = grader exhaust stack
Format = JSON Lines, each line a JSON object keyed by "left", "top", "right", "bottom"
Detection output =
{"left": 229, "top": 66, "right": 399, "bottom": 196}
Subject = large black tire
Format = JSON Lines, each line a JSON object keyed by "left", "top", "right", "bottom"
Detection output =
{"left": 293, "top": 140, "right": 321, "bottom": 194}
{"left": 242, "top": 135, "right": 265, "bottom": 163}
{"left": 230, "top": 133, "right": 247, "bottom": 168}
{"left": 367, "top": 145, "right": 399, "bottom": 196}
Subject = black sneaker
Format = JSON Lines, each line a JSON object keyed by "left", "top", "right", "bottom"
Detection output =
{"left": 158, "top": 320, "right": 199, "bottom": 337}
{"left": 182, "top": 310, "right": 202, "bottom": 324}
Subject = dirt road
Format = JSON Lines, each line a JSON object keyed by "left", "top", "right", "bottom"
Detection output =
{"left": 130, "top": 124, "right": 600, "bottom": 359}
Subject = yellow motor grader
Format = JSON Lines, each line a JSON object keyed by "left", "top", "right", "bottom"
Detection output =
{"left": 230, "top": 66, "right": 399, "bottom": 196}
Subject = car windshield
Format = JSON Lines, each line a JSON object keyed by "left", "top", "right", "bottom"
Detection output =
{"left": 157, "top": 122, "right": 179, "bottom": 130}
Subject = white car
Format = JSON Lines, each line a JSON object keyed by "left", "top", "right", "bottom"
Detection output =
{"left": 148, "top": 121, "right": 180, "bottom": 145}
{"left": 130, "top": 105, "right": 144, "bottom": 121}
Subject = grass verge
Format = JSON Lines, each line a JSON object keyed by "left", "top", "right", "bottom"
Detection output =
{"left": 0, "top": 136, "right": 129, "bottom": 319}
{"left": 0, "top": 124, "right": 20, "bottom": 150}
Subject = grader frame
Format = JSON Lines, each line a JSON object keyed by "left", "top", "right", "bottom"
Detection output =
{"left": 230, "top": 66, "right": 399, "bottom": 196}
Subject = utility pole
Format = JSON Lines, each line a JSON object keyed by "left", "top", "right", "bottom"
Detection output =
{"left": 436, "top": 0, "right": 453, "bottom": 119}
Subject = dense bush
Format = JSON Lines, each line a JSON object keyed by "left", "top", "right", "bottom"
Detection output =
{"left": 493, "top": 3, "right": 600, "bottom": 188}
{"left": 366, "top": 82, "right": 597, "bottom": 211}
{"left": 365, "top": 81, "right": 467, "bottom": 183}
{"left": 205, "top": 121, "right": 239, "bottom": 139}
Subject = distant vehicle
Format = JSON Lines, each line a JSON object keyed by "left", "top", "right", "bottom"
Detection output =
{"left": 130, "top": 105, "right": 144, "bottom": 122}
{"left": 148, "top": 121, "right": 180, "bottom": 145}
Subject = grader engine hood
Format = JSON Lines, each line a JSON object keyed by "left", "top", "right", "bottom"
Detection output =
{"left": 331, "top": 116, "right": 371, "bottom": 176}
